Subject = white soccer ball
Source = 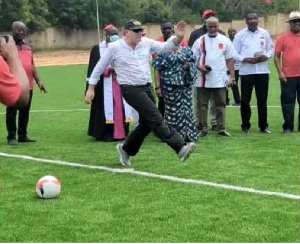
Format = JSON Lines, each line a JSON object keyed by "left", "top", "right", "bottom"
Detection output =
{"left": 36, "top": 175, "right": 61, "bottom": 199}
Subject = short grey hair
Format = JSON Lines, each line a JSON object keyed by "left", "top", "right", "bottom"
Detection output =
{"left": 12, "top": 21, "right": 26, "bottom": 30}
{"left": 206, "top": 16, "right": 219, "bottom": 24}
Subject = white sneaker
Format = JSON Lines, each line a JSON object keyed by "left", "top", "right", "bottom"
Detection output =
{"left": 178, "top": 142, "right": 195, "bottom": 162}
{"left": 116, "top": 143, "right": 131, "bottom": 166}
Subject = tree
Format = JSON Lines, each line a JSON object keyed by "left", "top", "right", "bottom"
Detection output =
{"left": 0, "top": 0, "right": 298, "bottom": 32}
{"left": 27, "top": 0, "right": 50, "bottom": 31}
{"left": 0, "top": 0, "right": 27, "bottom": 31}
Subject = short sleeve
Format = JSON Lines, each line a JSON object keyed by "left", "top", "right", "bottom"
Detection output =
{"left": 275, "top": 35, "right": 284, "bottom": 53}
{"left": 0, "top": 57, "right": 21, "bottom": 106}
{"left": 225, "top": 39, "right": 235, "bottom": 60}
{"left": 152, "top": 54, "right": 164, "bottom": 70}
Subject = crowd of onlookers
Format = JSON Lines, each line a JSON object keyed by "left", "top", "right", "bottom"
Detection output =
{"left": 86, "top": 9, "right": 299, "bottom": 141}
{"left": 83, "top": 9, "right": 300, "bottom": 165}
{"left": 1, "top": 9, "right": 299, "bottom": 165}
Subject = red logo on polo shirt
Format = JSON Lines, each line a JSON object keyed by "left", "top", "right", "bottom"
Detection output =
{"left": 218, "top": 43, "right": 223, "bottom": 49}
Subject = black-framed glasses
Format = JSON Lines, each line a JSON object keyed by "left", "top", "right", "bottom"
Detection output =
{"left": 291, "top": 19, "right": 300, "bottom": 23}
{"left": 131, "top": 29, "right": 143, "bottom": 33}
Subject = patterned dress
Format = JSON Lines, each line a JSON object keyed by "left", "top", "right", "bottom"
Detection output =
{"left": 153, "top": 46, "right": 198, "bottom": 142}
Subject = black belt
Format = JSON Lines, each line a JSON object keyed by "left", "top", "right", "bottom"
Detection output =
{"left": 121, "top": 83, "right": 151, "bottom": 88}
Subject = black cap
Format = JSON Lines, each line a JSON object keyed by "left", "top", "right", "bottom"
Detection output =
{"left": 123, "top": 19, "right": 143, "bottom": 30}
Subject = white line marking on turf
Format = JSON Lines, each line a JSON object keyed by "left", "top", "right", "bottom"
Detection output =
{"left": 0, "top": 108, "right": 89, "bottom": 115}
{"left": 0, "top": 152, "right": 299, "bottom": 201}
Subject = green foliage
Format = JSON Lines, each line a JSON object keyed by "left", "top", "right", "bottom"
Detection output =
{"left": 27, "top": 0, "right": 50, "bottom": 32}
{"left": 0, "top": 0, "right": 25, "bottom": 31}
{"left": 0, "top": 0, "right": 299, "bottom": 32}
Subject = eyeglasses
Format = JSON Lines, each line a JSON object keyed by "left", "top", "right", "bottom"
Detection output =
{"left": 131, "top": 29, "right": 143, "bottom": 33}
{"left": 290, "top": 19, "right": 300, "bottom": 23}
{"left": 161, "top": 26, "right": 172, "bottom": 30}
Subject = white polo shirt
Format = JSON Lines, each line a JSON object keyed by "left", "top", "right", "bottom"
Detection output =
{"left": 192, "top": 33, "right": 235, "bottom": 88}
{"left": 233, "top": 27, "right": 274, "bottom": 75}
{"left": 89, "top": 37, "right": 177, "bottom": 86}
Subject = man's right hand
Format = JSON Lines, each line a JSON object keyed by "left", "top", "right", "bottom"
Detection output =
{"left": 85, "top": 86, "right": 95, "bottom": 104}
{"left": 0, "top": 35, "right": 18, "bottom": 61}
{"left": 197, "top": 64, "right": 210, "bottom": 74}
{"left": 155, "top": 87, "right": 162, "bottom": 98}
{"left": 279, "top": 72, "right": 287, "bottom": 83}
{"left": 243, "top": 57, "right": 258, "bottom": 64}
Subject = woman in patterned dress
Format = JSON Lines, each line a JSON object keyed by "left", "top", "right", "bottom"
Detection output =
{"left": 153, "top": 45, "right": 198, "bottom": 142}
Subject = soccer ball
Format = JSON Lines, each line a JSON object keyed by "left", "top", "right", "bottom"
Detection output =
{"left": 36, "top": 175, "right": 61, "bottom": 199}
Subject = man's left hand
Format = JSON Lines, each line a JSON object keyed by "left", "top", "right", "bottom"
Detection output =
{"left": 174, "top": 21, "right": 186, "bottom": 38}
{"left": 226, "top": 77, "right": 235, "bottom": 87}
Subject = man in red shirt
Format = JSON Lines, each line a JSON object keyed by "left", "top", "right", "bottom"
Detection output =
{"left": 0, "top": 36, "right": 29, "bottom": 107}
{"left": 154, "top": 20, "right": 188, "bottom": 117}
{"left": 274, "top": 11, "right": 300, "bottom": 134}
{"left": 6, "top": 21, "right": 47, "bottom": 145}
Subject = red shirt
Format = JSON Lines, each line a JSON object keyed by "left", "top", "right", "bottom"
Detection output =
{"left": 275, "top": 30, "right": 300, "bottom": 77}
{"left": 17, "top": 43, "right": 34, "bottom": 90}
{"left": 156, "top": 35, "right": 188, "bottom": 46}
{"left": 0, "top": 56, "right": 22, "bottom": 106}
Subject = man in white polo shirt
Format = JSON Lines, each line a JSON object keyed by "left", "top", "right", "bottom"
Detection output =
{"left": 192, "top": 17, "right": 235, "bottom": 137}
{"left": 85, "top": 19, "right": 195, "bottom": 166}
{"left": 233, "top": 10, "right": 274, "bottom": 134}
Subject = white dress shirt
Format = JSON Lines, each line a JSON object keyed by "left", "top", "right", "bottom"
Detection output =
{"left": 192, "top": 33, "right": 235, "bottom": 88}
{"left": 89, "top": 37, "right": 177, "bottom": 86}
{"left": 233, "top": 27, "right": 274, "bottom": 75}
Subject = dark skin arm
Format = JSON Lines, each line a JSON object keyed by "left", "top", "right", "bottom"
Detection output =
{"left": 274, "top": 51, "right": 287, "bottom": 83}
{"left": 243, "top": 55, "right": 268, "bottom": 64}
{"left": 154, "top": 69, "right": 162, "bottom": 97}
{"left": 32, "top": 58, "right": 47, "bottom": 92}
{"left": 226, "top": 58, "right": 235, "bottom": 87}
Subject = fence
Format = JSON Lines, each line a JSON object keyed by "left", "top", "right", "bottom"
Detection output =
{"left": 2, "top": 13, "right": 289, "bottom": 50}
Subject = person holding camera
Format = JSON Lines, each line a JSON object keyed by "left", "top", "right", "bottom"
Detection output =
{"left": 192, "top": 17, "right": 235, "bottom": 137}
{"left": 6, "top": 21, "right": 47, "bottom": 145}
{"left": 0, "top": 36, "right": 29, "bottom": 107}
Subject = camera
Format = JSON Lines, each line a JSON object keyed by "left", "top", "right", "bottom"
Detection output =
{"left": 0, "top": 35, "right": 9, "bottom": 51}
{"left": 205, "top": 65, "right": 212, "bottom": 71}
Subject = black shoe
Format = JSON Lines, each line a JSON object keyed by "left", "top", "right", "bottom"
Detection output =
{"left": 198, "top": 131, "right": 208, "bottom": 137}
{"left": 211, "top": 125, "right": 218, "bottom": 131}
{"left": 218, "top": 131, "right": 231, "bottom": 137}
{"left": 260, "top": 128, "right": 271, "bottom": 134}
{"left": 242, "top": 129, "right": 249, "bottom": 134}
{"left": 8, "top": 138, "right": 18, "bottom": 145}
{"left": 18, "top": 137, "right": 37, "bottom": 143}
{"left": 232, "top": 102, "right": 241, "bottom": 106}
{"left": 283, "top": 129, "right": 292, "bottom": 134}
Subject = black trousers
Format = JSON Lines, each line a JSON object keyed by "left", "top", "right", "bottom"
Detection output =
{"left": 6, "top": 90, "right": 33, "bottom": 140}
{"left": 120, "top": 84, "right": 185, "bottom": 156}
{"left": 280, "top": 76, "right": 300, "bottom": 131}
{"left": 240, "top": 74, "right": 269, "bottom": 130}
{"left": 226, "top": 70, "right": 241, "bottom": 104}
